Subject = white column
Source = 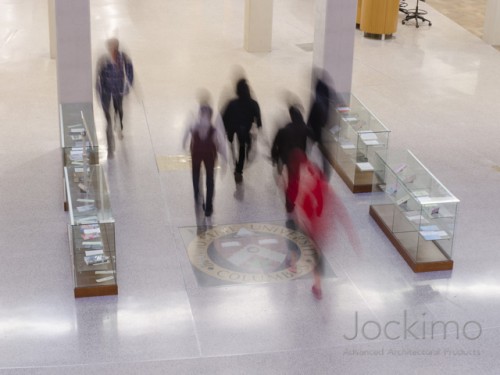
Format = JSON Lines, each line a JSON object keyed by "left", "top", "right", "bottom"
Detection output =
{"left": 484, "top": 0, "right": 500, "bottom": 45}
{"left": 244, "top": 0, "right": 273, "bottom": 52}
{"left": 55, "top": 0, "right": 93, "bottom": 104}
{"left": 48, "top": 0, "right": 56, "bottom": 59}
{"left": 313, "top": 0, "right": 357, "bottom": 104}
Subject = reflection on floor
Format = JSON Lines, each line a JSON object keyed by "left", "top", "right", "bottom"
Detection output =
{"left": 179, "top": 222, "right": 335, "bottom": 287}
{"left": 156, "top": 155, "right": 192, "bottom": 172}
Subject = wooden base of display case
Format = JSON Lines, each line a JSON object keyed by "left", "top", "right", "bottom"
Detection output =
{"left": 370, "top": 205, "right": 454, "bottom": 273}
{"left": 74, "top": 284, "right": 118, "bottom": 298}
{"left": 333, "top": 160, "right": 373, "bottom": 193}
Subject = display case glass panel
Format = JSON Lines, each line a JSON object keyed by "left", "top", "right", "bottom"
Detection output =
{"left": 59, "top": 102, "right": 99, "bottom": 166}
{"left": 370, "top": 149, "right": 459, "bottom": 272}
{"left": 64, "top": 165, "right": 117, "bottom": 297}
{"left": 333, "top": 95, "right": 390, "bottom": 193}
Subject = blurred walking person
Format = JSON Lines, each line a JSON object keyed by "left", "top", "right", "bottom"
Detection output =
{"left": 292, "top": 151, "right": 327, "bottom": 299}
{"left": 96, "top": 38, "right": 134, "bottom": 155}
{"left": 183, "top": 104, "right": 227, "bottom": 217}
{"left": 307, "top": 72, "right": 342, "bottom": 175}
{"left": 272, "top": 105, "right": 326, "bottom": 299}
{"left": 222, "top": 78, "right": 262, "bottom": 183}
{"left": 271, "top": 105, "right": 313, "bottom": 213}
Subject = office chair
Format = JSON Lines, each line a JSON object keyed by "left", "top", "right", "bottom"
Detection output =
{"left": 399, "top": 0, "right": 409, "bottom": 15}
{"left": 402, "top": 0, "right": 431, "bottom": 28}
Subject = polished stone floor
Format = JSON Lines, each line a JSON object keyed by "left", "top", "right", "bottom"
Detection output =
{"left": 1, "top": 1, "right": 500, "bottom": 374}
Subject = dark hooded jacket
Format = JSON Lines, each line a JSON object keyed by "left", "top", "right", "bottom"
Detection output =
{"left": 272, "top": 106, "right": 313, "bottom": 165}
{"left": 222, "top": 79, "right": 262, "bottom": 139}
{"left": 306, "top": 79, "right": 331, "bottom": 143}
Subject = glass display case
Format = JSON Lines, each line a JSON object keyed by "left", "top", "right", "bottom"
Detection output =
{"left": 333, "top": 95, "right": 390, "bottom": 193}
{"left": 369, "top": 149, "right": 459, "bottom": 272}
{"left": 60, "top": 102, "right": 99, "bottom": 211}
{"left": 64, "top": 164, "right": 117, "bottom": 297}
{"left": 59, "top": 102, "right": 99, "bottom": 167}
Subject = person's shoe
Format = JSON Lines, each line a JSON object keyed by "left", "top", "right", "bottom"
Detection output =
{"left": 312, "top": 285, "right": 322, "bottom": 300}
{"left": 202, "top": 203, "right": 213, "bottom": 217}
{"left": 234, "top": 172, "right": 243, "bottom": 183}
{"left": 286, "top": 256, "right": 297, "bottom": 273}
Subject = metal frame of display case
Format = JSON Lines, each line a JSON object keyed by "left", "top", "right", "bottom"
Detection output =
{"left": 369, "top": 149, "right": 459, "bottom": 272}
{"left": 332, "top": 96, "right": 390, "bottom": 193}
{"left": 64, "top": 164, "right": 117, "bottom": 297}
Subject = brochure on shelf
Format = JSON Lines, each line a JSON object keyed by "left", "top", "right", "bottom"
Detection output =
{"left": 96, "top": 276, "right": 114, "bottom": 283}
{"left": 85, "top": 249, "right": 104, "bottom": 256}
{"left": 356, "top": 162, "right": 374, "bottom": 172}
{"left": 84, "top": 254, "right": 110, "bottom": 266}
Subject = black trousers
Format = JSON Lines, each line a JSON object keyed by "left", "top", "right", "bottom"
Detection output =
{"left": 235, "top": 131, "right": 251, "bottom": 174}
{"left": 101, "top": 93, "right": 124, "bottom": 152}
{"left": 192, "top": 154, "right": 215, "bottom": 211}
{"left": 101, "top": 93, "right": 124, "bottom": 128}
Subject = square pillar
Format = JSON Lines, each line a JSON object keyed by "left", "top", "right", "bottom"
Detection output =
{"left": 55, "top": 0, "right": 93, "bottom": 104}
{"left": 48, "top": 0, "right": 56, "bottom": 59}
{"left": 244, "top": 0, "right": 273, "bottom": 52}
{"left": 484, "top": 0, "right": 500, "bottom": 45}
{"left": 313, "top": 0, "right": 357, "bottom": 104}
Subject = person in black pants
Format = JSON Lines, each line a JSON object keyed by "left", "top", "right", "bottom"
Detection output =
{"left": 96, "top": 38, "right": 134, "bottom": 154}
{"left": 222, "top": 78, "right": 262, "bottom": 183}
{"left": 271, "top": 105, "right": 314, "bottom": 213}
{"left": 307, "top": 74, "right": 342, "bottom": 176}
{"left": 183, "top": 105, "right": 227, "bottom": 217}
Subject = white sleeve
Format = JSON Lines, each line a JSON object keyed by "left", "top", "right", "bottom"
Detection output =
{"left": 182, "top": 113, "right": 196, "bottom": 151}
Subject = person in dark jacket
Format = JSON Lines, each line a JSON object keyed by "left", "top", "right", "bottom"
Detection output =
{"left": 183, "top": 104, "right": 227, "bottom": 217}
{"left": 221, "top": 78, "right": 262, "bottom": 183}
{"left": 271, "top": 105, "right": 313, "bottom": 213}
{"left": 306, "top": 75, "right": 342, "bottom": 175}
{"left": 307, "top": 78, "right": 331, "bottom": 145}
{"left": 96, "top": 38, "right": 134, "bottom": 154}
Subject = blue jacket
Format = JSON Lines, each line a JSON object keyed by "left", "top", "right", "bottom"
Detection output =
{"left": 96, "top": 52, "right": 134, "bottom": 97}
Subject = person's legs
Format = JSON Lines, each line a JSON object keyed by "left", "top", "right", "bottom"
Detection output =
{"left": 311, "top": 249, "right": 323, "bottom": 299}
{"left": 286, "top": 158, "right": 301, "bottom": 213}
{"left": 235, "top": 133, "right": 246, "bottom": 173}
{"left": 101, "top": 94, "right": 114, "bottom": 152}
{"left": 204, "top": 156, "right": 215, "bottom": 216}
{"left": 235, "top": 132, "right": 248, "bottom": 182}
{"left": 192, "top": 156, "right": 202, "bottom": 204}
{"left": 246, "top": 131, "right": 253, "bottom": 160}
{"left": 227, "top": 134, "right": 237, "bottom": 167}
{"left": 318, "top": 140, "right": 331, "bottom": 180}
{"left": 113, "top": 94, "right": 124, "bottom": 130}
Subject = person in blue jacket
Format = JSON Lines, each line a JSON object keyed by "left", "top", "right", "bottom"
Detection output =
{"left": 96, "top": 38, "right": 134, "bottom": 154}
